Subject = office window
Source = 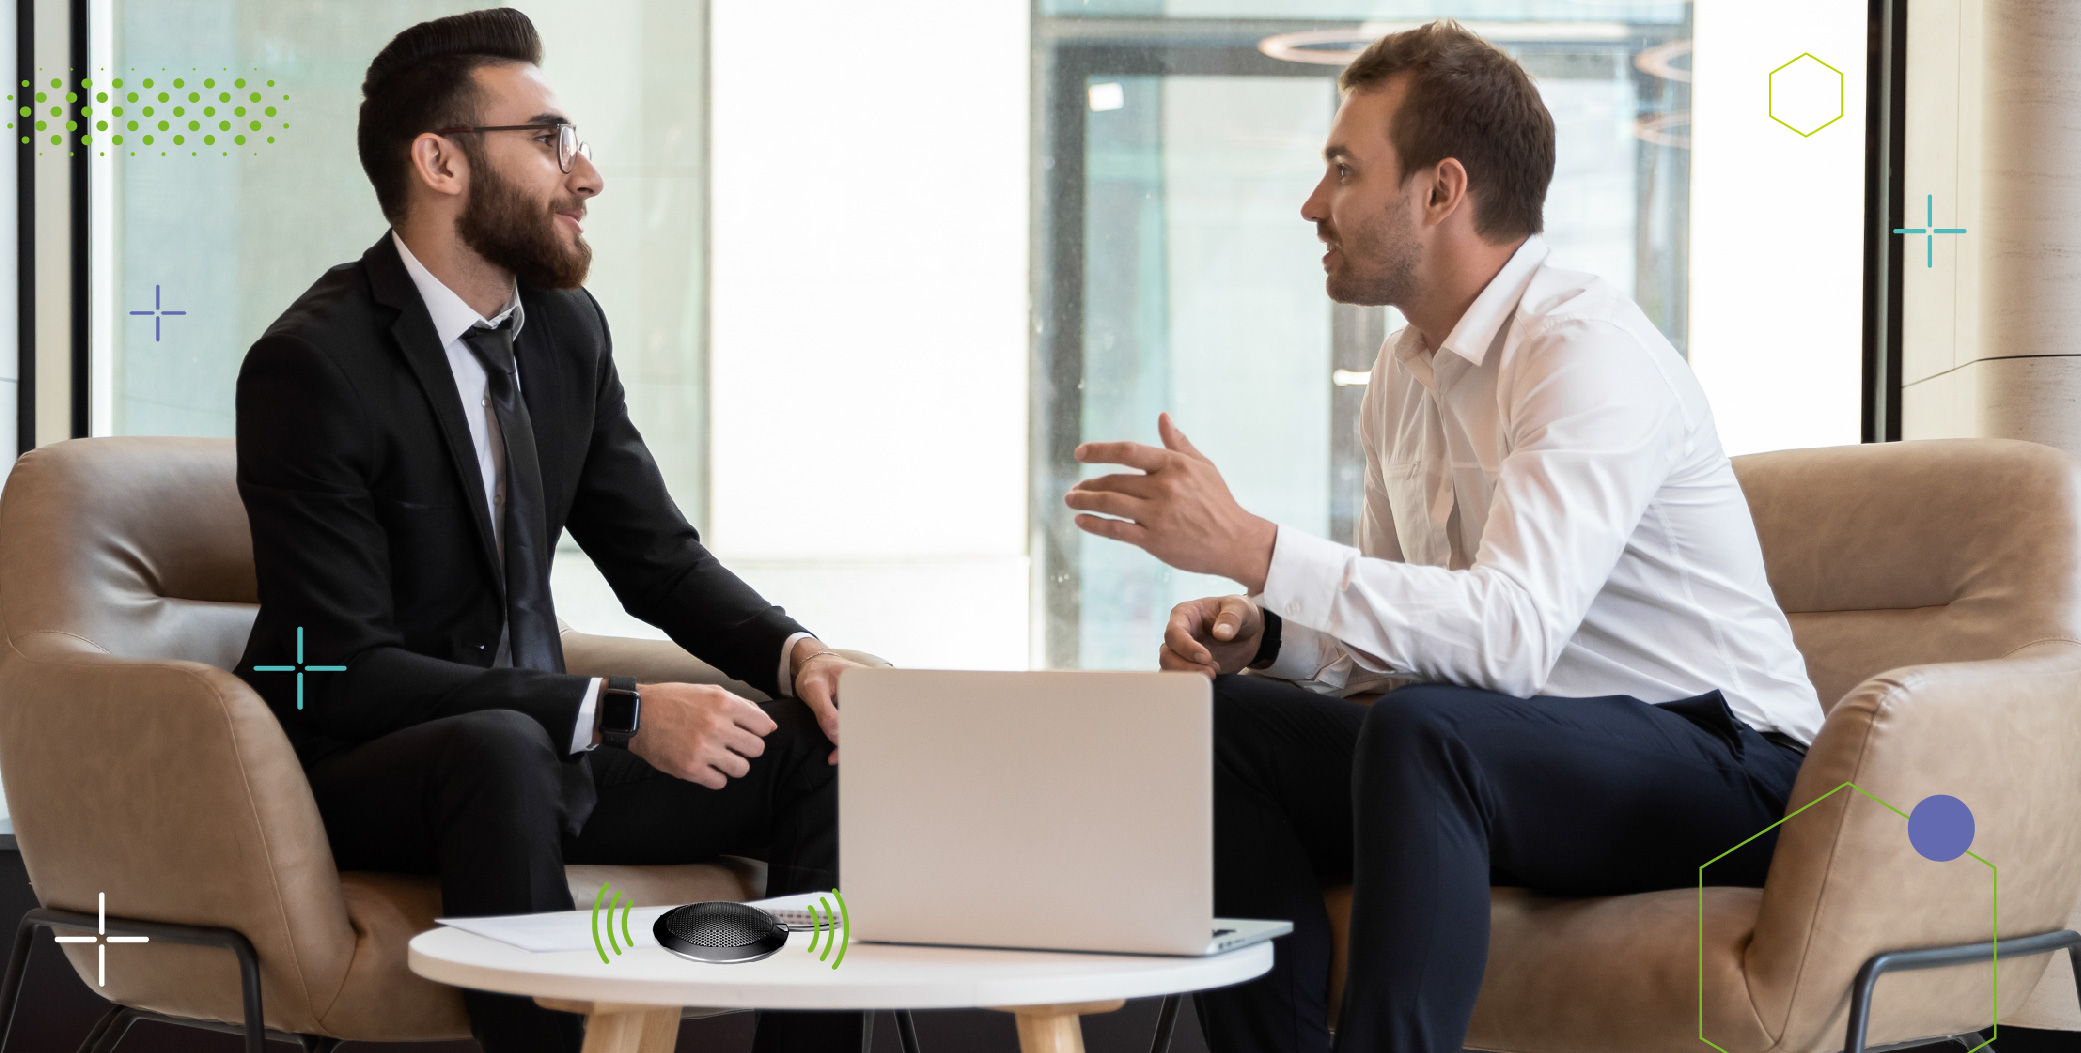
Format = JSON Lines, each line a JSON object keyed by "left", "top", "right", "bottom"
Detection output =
{"left": 89, "top": 0, "right": 711, "bottom": 530}
{"left": 1036, "top": 4, "right": 1691, "bottom": 668}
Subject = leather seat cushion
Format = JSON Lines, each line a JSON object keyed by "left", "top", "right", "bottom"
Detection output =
{"left": 303, "top": 864, "right": 760, "bottom": 1040}
{"left": 1327, "top": 886, "right": 1771, "bottom": 1053}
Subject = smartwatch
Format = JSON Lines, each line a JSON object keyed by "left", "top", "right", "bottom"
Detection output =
{"left": 598, "top": 676, "right": 642, "bottom": 749}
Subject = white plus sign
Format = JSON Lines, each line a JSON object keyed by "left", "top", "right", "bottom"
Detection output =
{"left": 52, "top": 893, "right": 150, "bottom": 986}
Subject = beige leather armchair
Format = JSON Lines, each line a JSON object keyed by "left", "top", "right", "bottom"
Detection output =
{"left": 1314, "top": 438, "right": 2081, "bottom": 1053}
{"left": 0, "top": 437, "right": 881, "bottom": 1050}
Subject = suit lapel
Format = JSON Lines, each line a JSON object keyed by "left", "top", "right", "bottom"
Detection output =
{"left": 514, "top": 287, "right": 574, "bottom": 530}
{"left": 361, "top": 234, "right": 507, "bottom": 596}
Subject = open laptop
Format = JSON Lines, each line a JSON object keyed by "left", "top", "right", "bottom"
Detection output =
{"left": 836, "top": 668, "right": 1291, "bottom": 957}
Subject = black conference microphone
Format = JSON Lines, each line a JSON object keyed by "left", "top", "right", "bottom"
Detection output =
{"left": 653, "top": 901, "right": 791, "bottom": 964}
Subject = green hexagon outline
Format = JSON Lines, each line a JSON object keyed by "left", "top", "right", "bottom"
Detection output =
{"left": 1699, "top": 781, "right": 1997, "bottom": 1053}
{"left": 1767, "top": 53, "right": 1846, "bottom": 138}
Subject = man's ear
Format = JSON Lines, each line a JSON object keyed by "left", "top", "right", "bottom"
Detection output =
{"left": 407, "top": 132, "right": 469, "bottom": 201}
{"left": 1423, "top": 157, "right": 1470, "bottom": 226}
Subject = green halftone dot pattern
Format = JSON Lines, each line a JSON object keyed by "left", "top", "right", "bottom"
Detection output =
{"left": 28, "top": 67, "right": 292, "bottom": 155}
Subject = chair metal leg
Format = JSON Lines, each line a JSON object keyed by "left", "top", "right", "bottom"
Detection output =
{"left": 0, "top": 910, "right": 39, "bottom": 1053}
{"left": 298, "top": 1036, "right": 343, "bottom": 1053}
{"left": 1846, "top": 928, "right": 2081, "bottom": 1053}
{"left": 2070, "top": 944, "right": 2081, "bottom": 1017}
{"left": 0, "top": 908, "right": 266, "bottom": 1053}
{"left": 1148, "top": 995, "right": 1181, "bottom": 1053}
{"left": 860, "top": 1009, "right": 875, "bottom": 1053}
{"left": 895, "top": 1008, "right": 922, "bottom": 1053}
{"left": 72, "top": 1004, "right": 130, "bottom": 1053}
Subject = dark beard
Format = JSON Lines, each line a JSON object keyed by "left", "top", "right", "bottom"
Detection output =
{"left": 455, "top": 148, "right": 592, "bottom": 290}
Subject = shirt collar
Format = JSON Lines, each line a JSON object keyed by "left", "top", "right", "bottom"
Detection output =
{"left": 390, "top": 230, "right": 524, "bottom": 347}
{"left": 1429, "top": 234, "right": 1549, "bottom": 368}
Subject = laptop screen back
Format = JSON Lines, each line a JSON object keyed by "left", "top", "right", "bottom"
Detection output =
{"left": 838, "top": 668, "right": 1213, "bottom": 956}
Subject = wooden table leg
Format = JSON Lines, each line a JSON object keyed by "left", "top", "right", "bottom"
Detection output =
{"left": 988, "top": 1000, "right": 1126, "bottom": 1053}
{"left": 535, "top": 998, "right": 681, "bottom": 1053}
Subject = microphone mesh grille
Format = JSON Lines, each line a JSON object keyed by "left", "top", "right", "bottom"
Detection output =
{"left": 662, "top": 902, "right": 778, "bottom": 948}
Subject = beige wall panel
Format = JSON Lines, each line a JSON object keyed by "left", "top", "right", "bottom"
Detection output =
{"left": 1900, "top": 0, "right": 1967, "bottom": 387}
{"left": 1901, "top": 0, "right": 2081, "bottom": 464}
{"left": 1977, "top": 0, "right": 2081, "bottom": 365}
{"left": 1901, "top": 368, "right": 1970, "bottom": 441}
{"left": 1973, "top": 356, "right": 2081, "bottom": 454}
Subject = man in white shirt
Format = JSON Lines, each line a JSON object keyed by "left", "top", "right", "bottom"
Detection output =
{"left": 1066, "top": 21, "right": 1824, "bottom": 1053}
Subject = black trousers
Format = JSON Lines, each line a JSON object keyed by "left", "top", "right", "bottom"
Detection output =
{"left": 1196, "top": 676, "right": 1805, "bottom": 1053}
{"left": 305, "top": 698, "right": 858, "bottom": 1053}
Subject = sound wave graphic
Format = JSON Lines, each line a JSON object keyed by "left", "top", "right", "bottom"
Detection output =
{"left": 803, "top": 889, "right": 850, "bottom": 969}
{"left": 591, "top": 882, "right": 633, "bottom": 964}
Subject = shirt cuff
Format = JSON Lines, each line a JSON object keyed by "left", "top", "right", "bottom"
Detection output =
{"left": 1260, "top": 524, "right": 1364, "bottom": 634}
{"left": 1256, "top": 615, "right": 1342, "bottom": 683}
{"left": 569, "top": 677, "right": 604, "bottom": 754}
{"left": 778, "top": 632, "right": 817, "bottom": 697}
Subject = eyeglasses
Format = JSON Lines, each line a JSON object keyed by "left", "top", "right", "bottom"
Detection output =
{"left": 433, "top": 121, "right": 593, "bottom": 173}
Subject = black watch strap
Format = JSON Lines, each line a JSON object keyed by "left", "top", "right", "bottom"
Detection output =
{"left": 598, "top": 676, "right": 641, "bottom": 749}
{"left": 1248, "top": 609, "right": 1283, "bottom": 669}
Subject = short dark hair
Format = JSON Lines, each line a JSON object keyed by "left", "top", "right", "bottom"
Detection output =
{"left": 358, "top": 7, "right": 542, "bottom": 223}
{"left": 1339, "top": 20, "right": 1555, "bottom": 241}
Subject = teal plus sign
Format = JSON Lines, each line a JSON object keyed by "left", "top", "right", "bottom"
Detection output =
{"left": 253, "top": 626, "right": 347, "bottom": 710}
{"left": 1895, "top": 193, "right": 1968, "bottom": 268}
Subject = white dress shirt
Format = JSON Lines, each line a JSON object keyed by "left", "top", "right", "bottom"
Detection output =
{"left": 1256, "top": 235, "right": 1824, "bottom": 744}
{"left": 391, "top": 234, "right": 813, "bottom": 755}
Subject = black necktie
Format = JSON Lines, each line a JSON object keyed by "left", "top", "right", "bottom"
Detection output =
{"left": 463, "top": 318, "right": 567, "bottom": 674}
{"left": 464, "top": 318, "right": 594, "bottom": 836}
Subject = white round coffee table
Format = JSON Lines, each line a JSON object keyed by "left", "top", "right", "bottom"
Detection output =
{"left": 409, "top": 918, "right": 1271, "bottom": 1053}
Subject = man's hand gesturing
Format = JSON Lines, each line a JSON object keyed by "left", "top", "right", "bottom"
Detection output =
{"left": 628, "top": 682, "right": 776, "bottom": 789}
{"left": 1162, "top": 595, "right": 1266, "bottom": 678}
{"left": 1066, "top": 413, "right": 1278, "bottom": 592}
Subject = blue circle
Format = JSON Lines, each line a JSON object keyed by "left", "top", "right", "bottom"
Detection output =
{"left": 1908, "top": 795, "right": 1975, "bottom": 861}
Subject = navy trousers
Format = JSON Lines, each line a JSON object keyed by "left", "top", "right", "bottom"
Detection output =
{"left": 1195, "top": 675, "right": 1806, "bottom": 1053}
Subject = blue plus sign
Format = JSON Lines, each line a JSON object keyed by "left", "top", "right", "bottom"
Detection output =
{"left": 1894, "top": 194, "right": 1968, "bottom": 269}
{"left": 126, "top": 285, "right": 187, "bottom": 341}
{"left": 252, "top": 626, "right": 347, "bottom": 710}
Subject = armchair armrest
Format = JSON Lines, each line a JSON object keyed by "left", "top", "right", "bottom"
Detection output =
{"left": 557, "top": 628, "right": 890, "bottom": 703}
{"left": 0, "top": 642, "right": 357, "bottom": 1029}
{"left": 1744, "top": 639, "right": 2081, "bottom": 1050}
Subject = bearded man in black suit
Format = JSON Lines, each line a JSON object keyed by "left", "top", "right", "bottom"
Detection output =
{"left": 234, "top": 9, "right": 862, "bottom": 1051}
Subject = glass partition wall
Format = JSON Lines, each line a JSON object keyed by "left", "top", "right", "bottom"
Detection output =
{"left": 1033, "top": 3, "right": 1692, "bottom": 669}
{"left": 88, "top": 0, "right": 712, "bottom": 530}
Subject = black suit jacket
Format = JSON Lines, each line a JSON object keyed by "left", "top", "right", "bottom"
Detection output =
{"left": 235, "top": 234, "right": 807, "bottom": 770}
